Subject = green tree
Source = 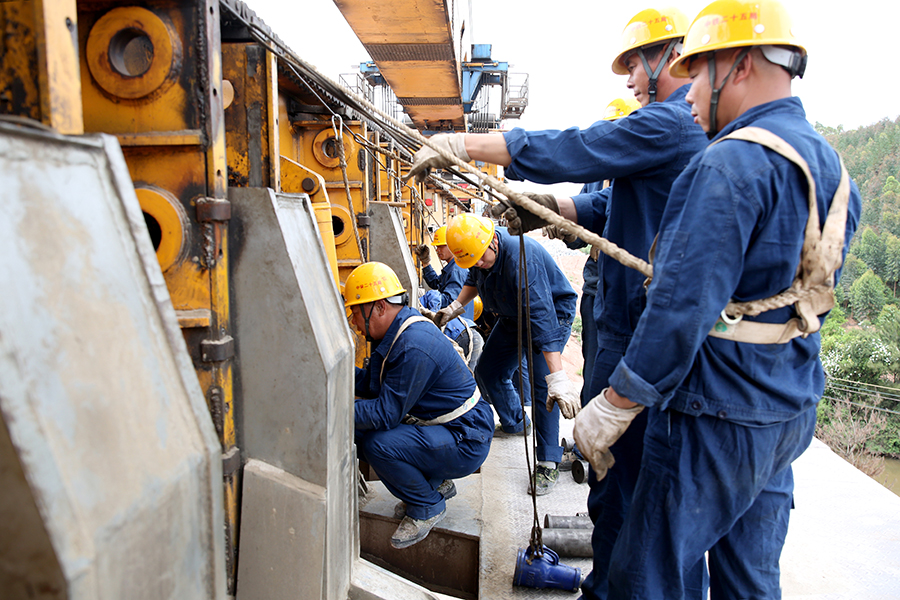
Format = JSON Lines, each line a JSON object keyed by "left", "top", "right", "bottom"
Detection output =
{"left": 884, "top": 233, "right": 900, "bottom": 295}
{"left": 821, "top": 304, "right": 847, "bottom": 342}
{"left": 840, "top": 254, "right": 868, "bottom": 299}
{"left": 879, "top": 176, "right": 900, "bottom": 237}
{"left": 834, "top": 284, "right": 846, "bottom": 309}
{"left": 821, "top": 327, "right": 896, "bottom": 385}
{"left": 876, "top": 304, "right": 900, "bottom": 346}
{"left": 852, "top": 227, "right": 887, "bottom": 276}
{"left": 849, "top": 270, "right": 888, "bottom": 322}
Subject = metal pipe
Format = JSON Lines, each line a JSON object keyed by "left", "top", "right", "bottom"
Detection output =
{"left": 572, "top": 458, "right": 590, "bottom": 484}
{"left": 542, "top": 528, "right": 593, "bottom": 558}
{"left": 544, "top": 514, "right": 593, "bottom": 530}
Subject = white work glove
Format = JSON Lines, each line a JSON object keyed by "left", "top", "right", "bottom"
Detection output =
{"left": 418, "top": 307, "right": 437, "bottom": 321}
{"left": 404, "top": 133, "right": 470, "bottom": 184}
{"left": 545, "top": 371, "right": 581, "bottom": 419}
{"left": 542, "top": 224, "right": 578, "bottom": 243}
{"left": 415, "top": 244, "right": 431, "bottom": 266}
{"left": 433, "top": 300, "right": 465, "bottom": 328}
{"left": 572, "top": 388, "right": 644, "bottom": 481}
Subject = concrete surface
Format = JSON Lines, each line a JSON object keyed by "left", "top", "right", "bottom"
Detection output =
{"left": 0, "top": 126, "right": 224, "bottom": 599}
{"left": 229, "top": 188, "right": 357, "bottom": 600}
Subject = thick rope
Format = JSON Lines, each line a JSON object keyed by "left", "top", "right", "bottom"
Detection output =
{"left": 244, "top": 18, "right": 821, "bottom": 320}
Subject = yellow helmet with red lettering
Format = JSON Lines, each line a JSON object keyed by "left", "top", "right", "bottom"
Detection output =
{"left": 343, "top": 262, "right": 406, "bottom": 307}
{"left": 669, "top": 0, "right": 806, "bottom": 78}
{"left": 431, "top": 225, "right": 448, "bottom": 247}
{"left": 612, "top": 7, "right": 690, "bottom": 75}
{"left": 446, "top": 214, "right": 495, "bottom": 269}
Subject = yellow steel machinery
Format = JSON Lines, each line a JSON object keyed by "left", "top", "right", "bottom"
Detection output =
{"left": 1, "top": 0, "right": 516, "bottom": 596}
{"left": 0, "top": 0, "right": 83, "bottom": 134}
{"left": 74, "top": 0, "right": 241, "bottom": 588}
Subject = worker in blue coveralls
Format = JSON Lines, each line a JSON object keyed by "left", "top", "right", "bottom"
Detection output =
{"left": 420, "top": 289, "right": 484, "bottom": 371}
{"left": 573, "top": 0, "right": 861, "bottom": 596}
{"left": 404, "top": 8, "right": 709, "bottom": 598}
{"left": 543, "top": 97, "right": 638, "bottom": 413}
{"left": 415, "top": 225, "right": 474, "bottom": 320}
{"left": 430, "top": 213, "right": 578, "bottom": 496}
{"left": 346, "top": 261, "right": 493, "bottom": 549}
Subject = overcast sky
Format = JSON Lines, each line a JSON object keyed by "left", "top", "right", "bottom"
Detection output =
{"left": 249, "top": 0, "right": 899, "bottom": 195}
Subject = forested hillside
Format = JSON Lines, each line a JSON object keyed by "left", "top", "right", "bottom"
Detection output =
{"left": 814, "top": 117, "right": 900, "bottom": 472}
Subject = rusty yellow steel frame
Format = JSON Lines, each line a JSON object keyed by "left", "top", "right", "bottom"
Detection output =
{"left": 276, "top": 99, "right": 372, "bottom": 365}
{"left": 333, "top": 0, "right": 463, "bottom": 131}
{"left": 1, "top": 0, "right": 83, "bottom": 133}
{"left": 223, "top": 42, "right": 276, "bottom": 190}
{"left": 77, "top": 0, "right": 238, "bottom": 592}
{"left": 372, "top": 135, "right": 427, "bottom": 259}
{"left": 284, "top": 120, "right": 370, "bottom": 284}
{"left": 280, "top": 156, "right": 341, "bottom": 287}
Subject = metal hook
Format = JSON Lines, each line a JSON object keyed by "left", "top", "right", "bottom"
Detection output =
{"left": 719, "top": 309, "right": 743, "bottom": 325}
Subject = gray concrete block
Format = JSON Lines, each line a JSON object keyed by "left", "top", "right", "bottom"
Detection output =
{"left": 236, "top": 460, "right": 328, "bottom": 600}
{"left": 368, "top": 202, "right": 418, "bottom": 295}
{"left": 0, "top": 126, "right": 224, "bottom": 600}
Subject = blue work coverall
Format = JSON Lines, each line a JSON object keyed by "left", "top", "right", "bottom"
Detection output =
{"left": 467, "top": 228, "right": 576, "bottom": 463}
{"left": 504, "top": 85, "right": 709, "bottom": 599}
{"left": 565, "top": 183, "right": 609, "bottom": 407}
{"left": 422, "top": 258, "right": 475, "bottom": 320}
{"left": 420, "top": 290, "right": 484, "bottom": 369}
{"left": 355, "top": 306, "right": 494, "bottom": 520}
{"left": 607, "top": 98, "right": 861, "bottom": 599}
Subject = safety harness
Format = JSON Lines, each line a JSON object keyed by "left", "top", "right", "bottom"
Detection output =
{"left": 706, "top": 127, "right": 851, "bottom": 344}
{"left": 378, "top": 315, "right": 479, "bottom": 426}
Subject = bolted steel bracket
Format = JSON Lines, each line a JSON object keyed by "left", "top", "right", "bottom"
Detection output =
{"left": 201, "top": 335, "right": 234, "bottom": 362}
{"left": 196, "top": 197, "right": 232, "bottom": 222}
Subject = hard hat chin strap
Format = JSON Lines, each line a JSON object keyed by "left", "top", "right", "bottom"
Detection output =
{"left": 639, "top": 38, "right": 680, "bottom": 104}
{"left": 706, "top": 47, "right": 751, "bottom": 140}
{"left": 362, "top": 302, "right": 377, "bottom": 342}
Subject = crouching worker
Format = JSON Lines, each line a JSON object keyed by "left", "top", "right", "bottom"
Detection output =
{"left": 346, "top": 262, "right": 494, "bottom": 549}
{"left": 420, "top": 289, "right": 484, "bottom": 371}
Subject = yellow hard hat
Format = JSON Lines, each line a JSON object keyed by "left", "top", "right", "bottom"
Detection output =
{"left": 343, "top": 261, "right": 406, "bottom": 307}
{"left": 446, "top": 213, "right": 495, "bottom": 269}
{"left": 603, "top": 97, "right": 642, "bottom": 120}
{"left": 612, "top": 7, "right": 690, "bottom": 75}
{"left": 432, "top": 225, "right": 448, "bottom": 247}
{"left": 473, "top": 296, "right": 483, "bottom": 321}
{"left": 669, "top": 0, "right": 807, "bottom": 78}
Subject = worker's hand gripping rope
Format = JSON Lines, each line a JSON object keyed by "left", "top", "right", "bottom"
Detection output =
{"left": 543, "top": 224, "right": 578, "bottom": 243}
{"left": 404, "top": 133, "right": 470, "bottom": 184}
{"left": 572, "top": 388, "right": 643, "bottom": 481}
{"left": 432, "top": 300, "right": 465, "bottom": 328}
{"left": 545, "top": 371, "right": 581, "bottom": 419}
{"left": 490, "top": 192, "right": 561, "bottom": 236}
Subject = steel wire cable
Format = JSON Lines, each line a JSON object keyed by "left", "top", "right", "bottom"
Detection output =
{"left": 821, "top": 395, "right": 900, "bottom": 416}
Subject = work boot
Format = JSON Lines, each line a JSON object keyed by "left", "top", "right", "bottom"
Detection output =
{"left": 393, "top": 479, "right": 457, "bottom": 519}
{"left": 390, "top": 509, "right": 446, "bottom": 549}
{"left": 528, "top": 464, "right": 560, "bottom": 496}
{"left": 493, "top": 417, "right": 532, "bottom": 438}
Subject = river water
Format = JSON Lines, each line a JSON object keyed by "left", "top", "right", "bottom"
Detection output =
{"left": 879, "top": 457, "right": 900, "bottom": 497}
